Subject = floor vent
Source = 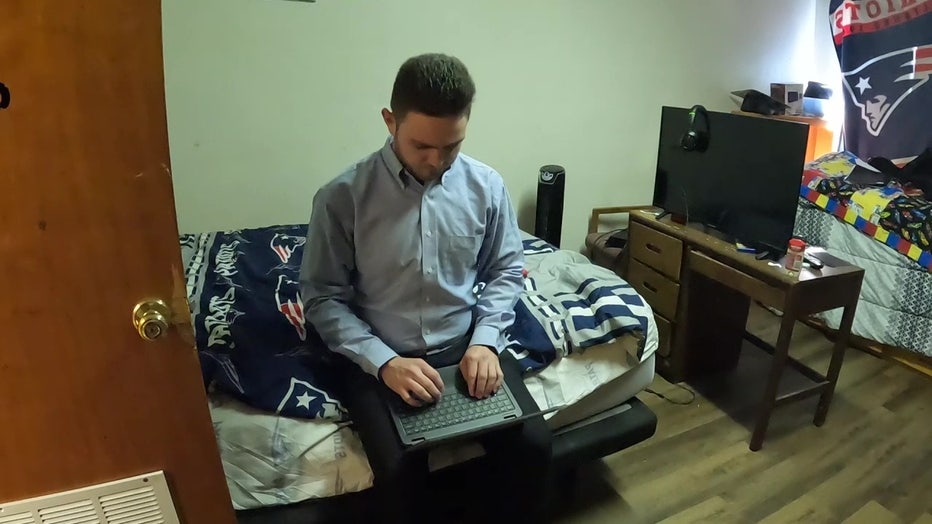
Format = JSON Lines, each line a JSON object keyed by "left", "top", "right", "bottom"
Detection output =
{"left": 0, "top": 472, "right": 178, "bottom": 524}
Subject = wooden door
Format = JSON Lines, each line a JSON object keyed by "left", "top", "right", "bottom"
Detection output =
{"left": 0, "top": 1, "right": 236, "bottom": 522}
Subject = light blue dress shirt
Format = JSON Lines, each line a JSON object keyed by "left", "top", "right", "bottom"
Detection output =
{"left": 299, "top": 138, "right": 525, "bottom": 377}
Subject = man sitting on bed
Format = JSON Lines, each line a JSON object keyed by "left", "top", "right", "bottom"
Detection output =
{"left": 299, "top": 52, "right": 552, "bottom": 523}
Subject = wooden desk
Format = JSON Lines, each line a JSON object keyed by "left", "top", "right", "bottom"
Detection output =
{"left": 626, "top": 210, "right": 864, "bottom": 451}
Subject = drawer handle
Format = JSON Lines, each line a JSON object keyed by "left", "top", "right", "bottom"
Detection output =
{"left": 646, "top": 242, "right": 662, "bottom": 254}
{"left": 642, "top": 281, "right": 658, "bottom": 293}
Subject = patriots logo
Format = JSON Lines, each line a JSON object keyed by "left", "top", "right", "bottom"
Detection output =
{"left": 842, "top": 44, "right": 932, "bottom": 137}
{"left": 275, "top": 274, "right": 307, "bottom": 341}
{"left": 270, "top": 233, "right": 306, "bottom": 264}
{"left": 276, "top": 377, "right": 345, "bottom": 419}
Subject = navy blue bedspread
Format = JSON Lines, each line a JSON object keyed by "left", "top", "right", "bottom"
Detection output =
{"left": 181, "top": 225, "right": 649, "bottom": 421}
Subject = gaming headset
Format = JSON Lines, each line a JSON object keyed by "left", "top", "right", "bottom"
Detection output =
{"left": 680, "top": 104, "right": 710, "bottom": 152}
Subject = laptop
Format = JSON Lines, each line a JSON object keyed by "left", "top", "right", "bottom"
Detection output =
{"left": 385, "top": 363, "right": 560, "bottom": 449}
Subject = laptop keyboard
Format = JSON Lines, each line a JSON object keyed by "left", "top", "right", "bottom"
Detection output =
{"left": 397, "top": 389, "right": 517, "bottom": 435}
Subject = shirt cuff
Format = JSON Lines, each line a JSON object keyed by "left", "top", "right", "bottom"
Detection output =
{"left": 359, "top": 342, "right": 399, "bottom": 379}
{"left": 469, "top": 325, "right": 503, "bottom": 354}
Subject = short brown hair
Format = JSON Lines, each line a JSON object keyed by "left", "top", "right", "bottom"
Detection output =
{"left": 390, "top": 53, "right": 476, "bottom": 120}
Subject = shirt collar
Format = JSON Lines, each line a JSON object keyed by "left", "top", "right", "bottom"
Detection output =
{"left": 380, "top": 137, "right": 407, "bottom": 190}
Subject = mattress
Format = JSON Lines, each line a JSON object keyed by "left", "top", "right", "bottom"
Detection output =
{"left": 210, "top": 330, "right": 657, "bottom": 510}
{"left": 792, "top": 151, "right": 932, "bottom": 358}
{"left": 183, "top": 224, "right": 659, "bottom": 509}
{"left": 794, "top": 202, "right": 932, "bottom": 357}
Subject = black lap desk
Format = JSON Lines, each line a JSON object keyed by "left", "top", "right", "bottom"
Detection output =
{"left": 236, "top": 397, "right": 657, "bottom": 523}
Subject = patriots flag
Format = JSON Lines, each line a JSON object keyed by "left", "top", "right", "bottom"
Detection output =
{"left": 830, "top": 0, "right": 932, "bottom": 161}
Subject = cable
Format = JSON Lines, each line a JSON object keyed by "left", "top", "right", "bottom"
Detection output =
{"left": 758, "top": 302, "right": 784, "bottom": 317}
{"left": 681, "top": 184, "right": 690, "bottom": 225}
{"left": 644, "top": 383, "right": 696, "bottom": 405}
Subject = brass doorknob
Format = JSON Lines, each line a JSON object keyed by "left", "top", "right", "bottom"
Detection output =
{"left": 133, "top": 299, "right": 171, "bottom": 341}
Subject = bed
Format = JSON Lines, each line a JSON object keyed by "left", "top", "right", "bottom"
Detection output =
{"left": 793, "top": 151, "right": 932, "bottom": 374}
{"left": 180, "top": 225, "right": 659, "bottom": 512}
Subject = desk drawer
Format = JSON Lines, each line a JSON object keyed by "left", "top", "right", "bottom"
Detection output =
{"left": 630, "top": 221, "right": 683, "bottom": 281}
{"left": 654, "top": 314, "right": 673, "bottom": 358}
{"left": 687, "top": 249, "right": 784, "bottom": 309}
{"left": 628, "top": 259, "right": 679, "bottom": 320}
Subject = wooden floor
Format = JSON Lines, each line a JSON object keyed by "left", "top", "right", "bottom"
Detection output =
{"left": 555, "top": 306, "right": 932, "bottom": 524}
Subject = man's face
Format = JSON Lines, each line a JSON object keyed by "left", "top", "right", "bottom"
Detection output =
{"left": 864, "top": 95, "right": 890, "bottom": 129}
{"left": 382, "top": 108, "right": 468, "bottom": 183}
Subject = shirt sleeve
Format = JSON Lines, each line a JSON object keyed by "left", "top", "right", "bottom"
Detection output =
{"left": 299, "top": 182, "right": 398, "bottom": 377}
{"left": 469, "top": 176, "right": 525, "bottom": 353}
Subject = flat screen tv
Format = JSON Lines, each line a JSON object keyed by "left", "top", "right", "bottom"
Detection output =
{"left": 652, "top": 106, "right": 810, "bottom": 255}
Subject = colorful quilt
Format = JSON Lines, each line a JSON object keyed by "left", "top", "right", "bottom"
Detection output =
{"left": 800, "top": 151, "right": 932, "bottom": 271}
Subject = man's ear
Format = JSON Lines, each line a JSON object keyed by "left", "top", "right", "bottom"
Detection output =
{"left": 381, "top": 108, "right": 396, "bottom": 135}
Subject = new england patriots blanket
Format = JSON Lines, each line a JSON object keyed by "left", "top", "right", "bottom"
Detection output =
{"left": 181, "top": 225, "right": 652, "bottom": 420}
{"left": 830, "top": 0, "right": 932, "bottom": 160}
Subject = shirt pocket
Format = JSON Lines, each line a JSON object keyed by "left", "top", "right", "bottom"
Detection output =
{"left": 439, "top": 234, "right": 481, "bottom": 287}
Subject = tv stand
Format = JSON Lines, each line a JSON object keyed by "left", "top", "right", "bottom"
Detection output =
{"left": 624, "top": 210, "right": 864, "bottom": 451}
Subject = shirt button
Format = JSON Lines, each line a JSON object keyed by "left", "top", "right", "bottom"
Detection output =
{"left": 426, "top": 268, "right": 433, "bottom": 275}
{"left": 425, "top": 328, "right": 432, "bottom": 335}
{"left": 425, "top": 296, "right": 431, "bottom": 303}
{"left": 426, "top": 231, "right": 432, "bottom": 238}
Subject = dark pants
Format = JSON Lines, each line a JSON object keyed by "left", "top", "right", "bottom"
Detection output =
{"left": 332, "top": 345, "right": 553, "bottom": 524}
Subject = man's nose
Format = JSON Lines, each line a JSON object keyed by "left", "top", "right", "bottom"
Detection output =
{"left": 426, "top": 150, "right": 445, "bottom": 168}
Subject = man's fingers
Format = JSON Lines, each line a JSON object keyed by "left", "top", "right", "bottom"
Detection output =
{"left": 421, "top": 363, "right": 445, "bottom": 396}
{"left": 462, "top": 357, "right": 478, "bottom": 397}
{"left": 477, "top": 363, "right": 491, "bottom": 399}
{"left": 495, "top": 364, "right": 504, "bottom": 392}
{"left": 408, "top": 381, "right": 432, "bottom": 405}
{"left": 489, "top": 363, "right": 503, "bottom": 394}
{"left": 400, "top": 390, "right": 420, "bottom": 407}
{"left": 414, "top": 371, "right": 442, "bottom": 401}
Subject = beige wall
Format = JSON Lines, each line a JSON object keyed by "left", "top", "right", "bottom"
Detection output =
{"left": 164, "top": 0, "right": 820, "bottom": 251}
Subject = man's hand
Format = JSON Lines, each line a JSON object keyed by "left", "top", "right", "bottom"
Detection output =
{"left": 459, "top": 345, "right": 503, "bottom": 399}
{"left": 380, "top": 357, "right": 444, "bottom": 407}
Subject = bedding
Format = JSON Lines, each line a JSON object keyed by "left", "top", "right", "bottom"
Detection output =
{"left": 794, "top": 151, "right": 932, "bottom": 357}
{"left": 210, "top": 344, "right": 657, "bottom": 510}
{"left": 794, "top": 201, "right": 932, "bottom": 358}
{"left": 181, "top": 224, "right": 658, "bottom": 510}
{"left": 800, "top": 151, "right": 932, "bottom": 271}
{"left": 180, "top": 225, "right": 655, "bottom": 420}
